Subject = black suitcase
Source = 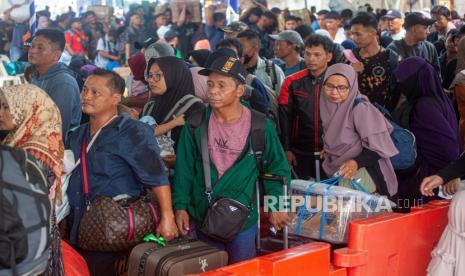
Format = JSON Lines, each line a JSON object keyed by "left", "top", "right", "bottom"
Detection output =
{"left": 128, "top": 240, "right": 228, "bottom": 276}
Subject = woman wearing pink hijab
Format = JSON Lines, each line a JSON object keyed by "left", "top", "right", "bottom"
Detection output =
{"left": 319, "top": 63, "right": 398, "bottom": 197}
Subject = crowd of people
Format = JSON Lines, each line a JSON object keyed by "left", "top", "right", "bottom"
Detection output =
{"left": 1, "top": 2, "right": 465, "bottom": 275}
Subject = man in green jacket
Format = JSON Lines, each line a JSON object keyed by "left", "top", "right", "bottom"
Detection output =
{"left": 173, "top": 55, "right": 291, "bottom": 264}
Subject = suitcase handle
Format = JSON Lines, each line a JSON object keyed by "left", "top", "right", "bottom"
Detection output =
{"left": 256, "top": 174, "right": 289, "bottom": 251}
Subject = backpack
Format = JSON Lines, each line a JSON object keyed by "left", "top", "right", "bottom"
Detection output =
{"left": 264, "top": 59, "right": 278, "bottom": 92}
{"left": 353, "top": 98, "right": 417, "bottom": 171}
{"left": 188, "top": 109, "right": 266, "bottom": 172}
{"left": 242, "top": 77, "right": 270, "bottom": 115}
{"left": 141, "top": 95, "right": 203, "bottom": 156}
{"left": 141, "top": 94, "right": 203, "bottom": 121}
{"left": 245, "top": 74, "right": 279, "bottom": 129}
{"left": 0, "top": 146, "right": 50, "bottom": 275}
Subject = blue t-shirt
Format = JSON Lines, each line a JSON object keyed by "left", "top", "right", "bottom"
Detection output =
{"left": 11, "top": 23, "right": 27, "bottom": 48}
{"left": 66, "top": 114, "right": 169, "bottom": 243}
{"left": 281, "top": 59, "right": 307, "bottom": 77}
{"left": 284, "top": 63, "right": 303, "bottom": 76}
{"left": 205, "top": 25, "right": 224, "bottom": 50}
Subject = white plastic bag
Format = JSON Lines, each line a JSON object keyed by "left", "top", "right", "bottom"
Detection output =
{"left": 55, "top": 149, "right": 74, "bottom": 223}
{"left": 0, "top": 1, "right": 31, "bottom": 24}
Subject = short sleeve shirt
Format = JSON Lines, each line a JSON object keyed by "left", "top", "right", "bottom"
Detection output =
{"left": 65, "top": 31, "right": 87, "bottom": 54}
{"left": 208, "top": 107, "right": 252, "bottom": 178}
{"left": 354, "top": 49, "right": 392, "bottom": 107}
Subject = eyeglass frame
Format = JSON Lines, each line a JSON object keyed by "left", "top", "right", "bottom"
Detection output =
{"left": 323, "top": 83, "right": 350, "bottom": 94}
{"left": 146, "top": 72, "right": 164, "bottom": 82}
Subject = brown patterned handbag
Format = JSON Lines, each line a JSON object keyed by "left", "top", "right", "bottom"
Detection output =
{"left": 77, "top": 130, "right": 160, "bottom": 252}
{"left": 78, "top": 195, "right": 159, "bottom": 252}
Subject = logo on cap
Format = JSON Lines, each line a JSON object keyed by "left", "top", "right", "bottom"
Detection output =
{"left": 221, "top": 57, "right": 236, "bottom": 73}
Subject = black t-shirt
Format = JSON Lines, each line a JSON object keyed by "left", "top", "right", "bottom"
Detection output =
{"left": 176, "top": 22, "right": 198, "bottom": 59}
{"left": 354, "top": 49, "right": 392, "bottom": 107}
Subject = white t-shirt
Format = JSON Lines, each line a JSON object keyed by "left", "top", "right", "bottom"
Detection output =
{"left": 95, "top": 35, "right": 116, "bottom": 69}
{"left": 334, "top": 28, "right": 346, "bottom": 44}
{"left": 390, "top": 28, "right": 406, "bottom": 41}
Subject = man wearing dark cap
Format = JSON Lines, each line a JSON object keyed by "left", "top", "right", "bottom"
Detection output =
{"left": 173, "top": 56, "right": 291, "bottom": 264}
{"left": 382, "top": 10, "right": 406, "bottom": 41}
{"left": 270, "top": 30, "right": 306, "bottom": 76}
{"left": 221, "top": 21, "right": 248, "bottom": 39}
{"left": 387, "top": 12, "right": 440, "bottom": 72}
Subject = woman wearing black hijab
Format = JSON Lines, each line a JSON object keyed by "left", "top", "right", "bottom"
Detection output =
{"left": 144, "top": 56, "right": 205, "bottom": 145}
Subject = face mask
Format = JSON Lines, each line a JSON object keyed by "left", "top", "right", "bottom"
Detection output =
{"left": 243, "top": 54, "right": 253, "bottom": 65}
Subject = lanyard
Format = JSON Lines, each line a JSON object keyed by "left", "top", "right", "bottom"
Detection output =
{"left": 81, "top": 115, "right": 118, "bottom": 209}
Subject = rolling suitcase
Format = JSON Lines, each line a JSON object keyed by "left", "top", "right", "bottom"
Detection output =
{"left": 257, "top": 174, "right": 316, "bottom": 256}
{"left": 128, "top": 240, "right": 228, "bottom": 276}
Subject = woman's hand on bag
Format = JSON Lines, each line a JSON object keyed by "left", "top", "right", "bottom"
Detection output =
{"left": 443, "top": 178, "right": 460, "bottom": 196}
{"left": 175, "top": 210, "right": 190, "bottom": 236}
{"left": 172, "top": 114, "right": 185, "bottom": 127}
{"left": 156, "top": 215, "right": 179, "bottom": 242}
{"left": 269, "top": 212, "right": 291, "bottom": 231}
{"left": 320, "top": 150, "right": 325, "bottom": 160}
{"left": 339, "top": 160, "right": 358, "bottom": 180}
{"left": 420, "top": 175, "right": 444, "bottom": 197}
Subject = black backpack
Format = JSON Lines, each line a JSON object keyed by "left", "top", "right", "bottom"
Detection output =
{"left": 0, "top": 146, "right": 50, "bottom": 275}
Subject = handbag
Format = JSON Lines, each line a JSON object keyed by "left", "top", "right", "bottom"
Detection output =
{"left": 338, "top": 168, "right": 376, "bottom": 194}
{"left": 76, "top": 118, "right": 160, "bottom": 252}
{"left": 197, "top": 116, "right": 253, "bottom": 243}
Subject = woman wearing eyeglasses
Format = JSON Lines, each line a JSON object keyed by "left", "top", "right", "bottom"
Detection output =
{"left": 144, "top": 56, "right": 205, "bottom": 141}
{"left": 143, "top": 56, "right": 205, "bottom": 167}
{"left": 319, "top": 63, "right": 399, "bottom": 197}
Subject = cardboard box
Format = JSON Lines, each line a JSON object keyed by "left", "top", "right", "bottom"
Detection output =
{"left": 170, "top": 0, "right": 202, "bottom": 23}
{"left": 289, "top": 180, "right": 394, "bottom": 243}
{"left": 87, "top": 5, "right": 114, "bottom": 23}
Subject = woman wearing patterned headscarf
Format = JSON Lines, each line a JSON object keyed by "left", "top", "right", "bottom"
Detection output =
{"left": 0, "top": 84, "right": 65, "bottom": 275}
{"left": 0, "top": 84, "right": 64, "bottom": 202}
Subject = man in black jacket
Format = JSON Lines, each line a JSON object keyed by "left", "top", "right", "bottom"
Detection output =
{"left": 278, "top": 34, "right": 333, "bottom": 180}
{"left": 387, "top": 12, "right": 440, "bottom": 72}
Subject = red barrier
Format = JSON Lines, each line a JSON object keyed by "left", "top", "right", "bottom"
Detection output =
{"left": 333, "top": 200, "right": 449, "bottom": 276}
{"left": 195, "top": 243, "right": 331, "bottom": 276}
{"left": 197, "top": 200, "right": 449, "bottom": 276}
